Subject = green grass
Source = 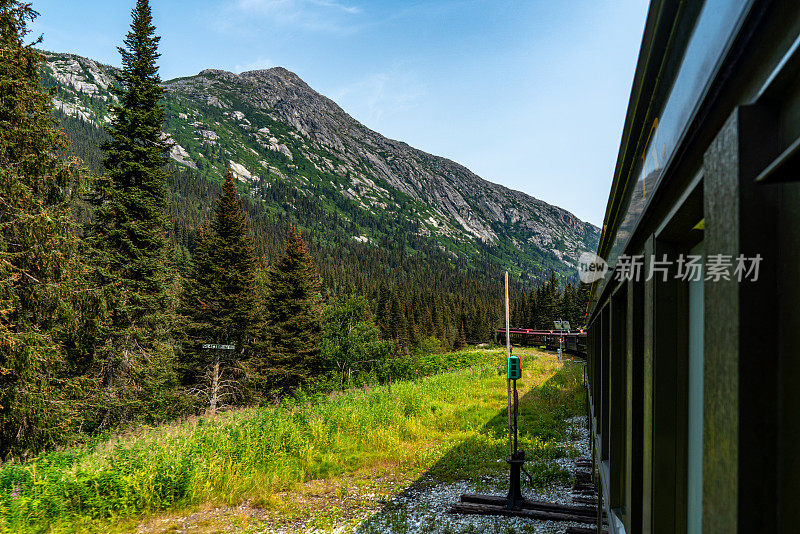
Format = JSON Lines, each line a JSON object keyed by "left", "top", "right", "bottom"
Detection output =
{"left": 0, "top": 348, "right": 586, "bottom": 533}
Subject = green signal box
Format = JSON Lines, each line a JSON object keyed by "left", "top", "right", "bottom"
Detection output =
{"left": 507, "top": 356, "right": 521, "bottom": 380}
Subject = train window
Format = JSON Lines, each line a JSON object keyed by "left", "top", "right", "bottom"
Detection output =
{"left": 610, "top": 286, "right": 627, "bottom": 510}
{"left": 625, "top": 275, "right": 645, "bottom": 533}
{"left": 601, "top": 305, "right": 610, "bottom": 462}
{"left": 687, "top": 240, "right": 704, "bottom": 534}
{"left": 650, "top": 173, "right": 703, "bottom": 531}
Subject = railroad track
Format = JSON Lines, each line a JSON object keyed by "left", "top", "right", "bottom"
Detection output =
{"left": 449, "top": 457, "right": 608, "bottom": 532}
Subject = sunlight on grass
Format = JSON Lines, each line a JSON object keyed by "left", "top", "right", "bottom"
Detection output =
{"left": 0, "top": 348, "right": 586, "bottom": 533}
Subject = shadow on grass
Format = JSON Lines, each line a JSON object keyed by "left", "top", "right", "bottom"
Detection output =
{"left": 353, "top": 363, "right": 586, "bottom": 533}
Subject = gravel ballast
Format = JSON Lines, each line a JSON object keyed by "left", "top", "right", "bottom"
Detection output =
{"left": 352, "top": 415, "right": 596, "bottom": 534}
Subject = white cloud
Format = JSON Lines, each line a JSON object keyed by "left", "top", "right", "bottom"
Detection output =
{"left": 309, "top": 0, "right": 361, "bottom": 15}
{"left": 329, "top": 66, "right": 425, "bottom": 125}
{"left": 238, "top": 0, "right": 360, "bottom": 13}
{"left": 231, "top": 0, "right": 362, "bottom": 32}
{"left": 234, "top": 58, "right": 275, "bottom": 73}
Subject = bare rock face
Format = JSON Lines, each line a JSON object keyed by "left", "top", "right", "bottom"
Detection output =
{"left": 41, "top": 51, "right": 600, "bottom": 279}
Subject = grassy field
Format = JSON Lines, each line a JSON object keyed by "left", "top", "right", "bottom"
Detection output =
{"left": 0, "top": 347, "right": 586, "bottom": 533}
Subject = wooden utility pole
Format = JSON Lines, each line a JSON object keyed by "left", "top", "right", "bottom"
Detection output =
{"left": 505, "top": 271, "right": 512, "bottom": 456}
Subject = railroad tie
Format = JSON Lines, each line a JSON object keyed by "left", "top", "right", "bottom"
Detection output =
{"left": 566, "top": 527, "right": 609, "bottom": 534}
{"left": 450, "top": 494, "right": 607, "bottom": 525}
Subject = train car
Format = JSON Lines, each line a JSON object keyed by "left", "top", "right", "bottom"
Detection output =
{"left": 496, "top": 329, "right": 587, "bottom": 356}
{"left": 564, "top": 333, "right": 585, "bottom": 353}
{"left": 585, "top": 1, "right": 800, "bottom": 532}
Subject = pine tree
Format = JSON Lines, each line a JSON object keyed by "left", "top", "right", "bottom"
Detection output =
{"left": 389, "top": 292, "right": 409, "bottom": 350}
{"left": 257, "top": 226, "right": 323, "bottom": 393}
{"left": 539, "top": 270, "right": 560, "bottom": 328}
{"left": 454, "top": 319, "right": 466, "bottom": 351}
{"left": 0, "top": 1, "right": 84, "bottom": 454}
{"left": 375, "top": 283, "right": 391, "bottom": 339}
{"left": 526, "top": 289, "right": 538, "bottom": 330}
{"left": 575, "top": 283, "right": 590, "bottom": 329}
{"left": 469, "top": 306, "right": 482, "bottom": 342}
{"left": 87, "top": 0, "right": 175, "bottom": 425}
{"left": 561, "top": 282, "right": 576, "bottom": 329}
{"left": 179, "top": 171, "right": 257, "bottom": 412}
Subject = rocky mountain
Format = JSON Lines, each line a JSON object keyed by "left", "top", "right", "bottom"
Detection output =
{"left": 41, "top": 50, "right": 599, "bottom": 282}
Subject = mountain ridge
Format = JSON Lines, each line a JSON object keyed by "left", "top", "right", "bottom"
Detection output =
{"left": 41, "top": 50, "right": 599, "bottom": 282}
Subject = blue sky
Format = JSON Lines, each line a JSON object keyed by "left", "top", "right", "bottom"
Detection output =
{"left": 30, "top": 0, "right": 648, "bottom": 226}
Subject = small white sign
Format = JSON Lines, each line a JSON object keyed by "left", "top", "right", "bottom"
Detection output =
{"left": 554, "top": 320, "right": 563, "bottom": 330}
{"left": 562, "top": 321, "right": 571, "bottom": 331}
{"left": 201, "top": 344, "right": 235, "bottom": 350}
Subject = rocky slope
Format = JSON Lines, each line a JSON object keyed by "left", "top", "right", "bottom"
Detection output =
{"left": 41, "top": 51, "right": 599, "bottom": 281}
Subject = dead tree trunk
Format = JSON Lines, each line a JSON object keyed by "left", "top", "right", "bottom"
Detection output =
{"left": 209, "top": 352, "right": 220, "bottom": 415}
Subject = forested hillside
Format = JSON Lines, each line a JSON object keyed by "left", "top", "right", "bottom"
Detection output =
{"left": 47, "top": 50, "right": 594, "bottom": 360}
{"left": 43, "top": 49, "right": 600, "bottom": 282}
{"left": 0, "top": 0, "right": 592, "bottom": 461}
{"left": 57, "top": 105, "right": 588, "bottom": 344}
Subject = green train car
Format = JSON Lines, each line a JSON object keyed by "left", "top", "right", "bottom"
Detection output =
{"left": 585, "top": 0, "right": 800, "bottom": 532}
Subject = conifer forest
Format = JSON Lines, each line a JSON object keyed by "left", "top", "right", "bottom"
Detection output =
{"left": 5, "top": 0, "right": 788, "bottom": 532}
{"left": 0, "top": 0, "right": 590, "bottom": 460}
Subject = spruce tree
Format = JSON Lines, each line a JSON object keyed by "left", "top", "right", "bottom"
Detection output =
{"left": 179, "top": 171, "right": 257, "bottom": 412}
{"left": 539, "top": 271, "right": 560, "bottom": 328}
{"left": 527, "top": 290, "right": 538, "bottom": 330}
{"left": 375, "top": 283, "right": 391, "bottom": 339}
{"left": 389, "top": 292, "right": 409, "bottom": 350}
{"left": 454, "top": 319, "right": 466, "bottom": 351}
{"left": 0, "top": 1, "right": 84, "bottom": 453}
{"left": 88, "top": 0, "right": 175, "bottom": 424}
{"left": 561, "top": 282, "right": 575, "bottom": 329}
{"left": 575, "top": 283, "right": 590, "bottom": 328}
{"left": 258, "top": 226, "right": 323, "bottom": 392}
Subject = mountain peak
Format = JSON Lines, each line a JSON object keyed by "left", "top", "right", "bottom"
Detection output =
{"left": 41, "top": 49, "right": 600, "bottom": 280}
{"left": 243, "top": 66, "right": 296, "bottom": 77}
{"left": 239, "top": 66, "right": 311, "bottom": 90}
{"left": 197, "top": 68, "right": 231, "bottom": 77}
{"left": 195, "top": 66, "right": 305, "bottom": 86}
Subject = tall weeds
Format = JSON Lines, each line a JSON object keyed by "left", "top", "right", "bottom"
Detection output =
{"left": 0, "top": 350, "right": 585, "bottom": 532}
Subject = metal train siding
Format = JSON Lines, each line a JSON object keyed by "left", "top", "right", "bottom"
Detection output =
{"left": 585, "top": 1, "right": 800, "bottom": 532}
